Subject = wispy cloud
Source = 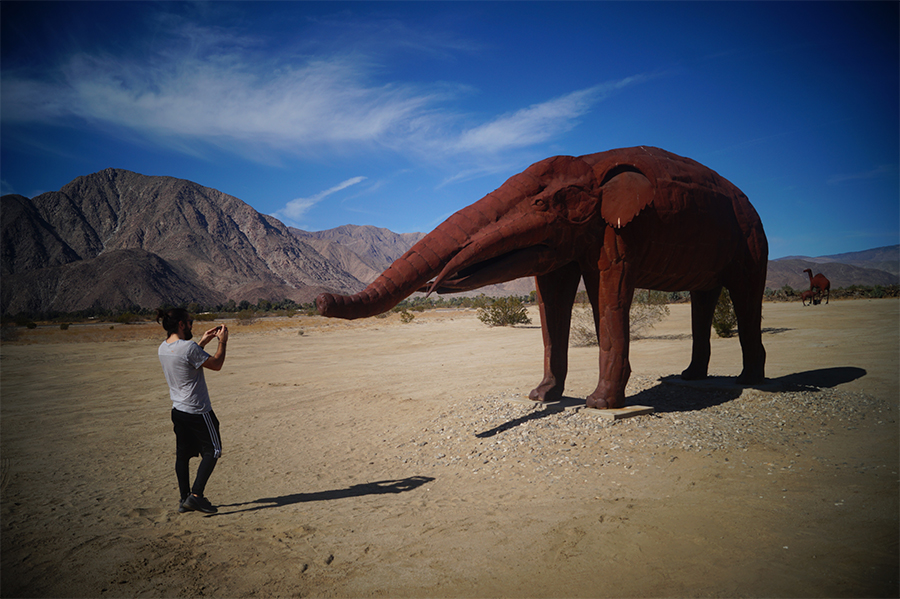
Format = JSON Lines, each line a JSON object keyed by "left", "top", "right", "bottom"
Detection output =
{"left": 0, "top": 14, "right": 649, "bottom": 167}
{"left": 274, "top": 176, "right": 367, "bottom": 225}
{"left": 826, "top": 165, "right": 897, "bottom": 186}
{"left": 454, "top": 76, "right": 650, "bottom": 154}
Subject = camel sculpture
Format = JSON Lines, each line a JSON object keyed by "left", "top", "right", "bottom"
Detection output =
{"left": 801, "top": 290, "right": 817, "bottom": 306}
{"left": 317, "top": 147, "right": 768, "bottom": 409}
{"left": 803, "top": 268, "right": 830, "bottom": 304}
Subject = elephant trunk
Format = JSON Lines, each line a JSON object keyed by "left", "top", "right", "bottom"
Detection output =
{"left": 316, "top": 203, "right": 493, "bottom": 320}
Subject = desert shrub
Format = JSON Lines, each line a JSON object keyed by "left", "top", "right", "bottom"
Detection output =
{"left": 630, "top": 290, "right": 670, "bottom": 338}
{"left": 570, "top": 289, "right": 670, "bottom": 346}
{"left": 712, "top": 289, "right": 737, "bottom": 338}
{"left": 477, "top": 296, "right": 532, "bottom": 327}
{"left": 25, "top": 321, "right": 37, "bottom": 329}
{"left": 399, "top": 310, "right": 415, "bottom": 324}
{"left": 60, "top": 323, "right": 70, "bottom": 330}
{"left": 115, "top": 312, "right": 139, "bottom": 324}
{"left": 236, "top": 309, "right": 257, "bottom": 325}
{"left": 194, "top": 312, "right": 218, "bottom": 321}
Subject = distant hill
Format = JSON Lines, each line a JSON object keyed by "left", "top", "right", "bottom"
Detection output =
{"left": 776, "top": 246, "right": 899, "bottom": 275}
{"left": 767, "top": 246, "right": 899, "bottom": 291}
{"left": 291, "top": 224, "right": 535, "bottom": 298}
{"left": 290, "top": 225, "right": 426, "bottom": 284}
{"left": 2, "top": 168, "right": 896, "bottom": 315}
{"left": 1, "top": 169, "right": 363, "bottom": 314}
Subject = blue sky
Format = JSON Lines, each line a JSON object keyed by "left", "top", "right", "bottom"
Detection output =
{"left": 2, "top": 1, "right": 897, "bottom": 259}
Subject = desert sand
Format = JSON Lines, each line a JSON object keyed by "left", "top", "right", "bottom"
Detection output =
{"left": 1, "top": 299, "right": 898, "bottom": 598}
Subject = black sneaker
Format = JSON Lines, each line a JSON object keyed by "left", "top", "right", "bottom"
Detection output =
{"left": 182, "top": 494, "right": 217, "bottom": 514}
{"left": 178, "top": 498, "right": 189, "bottom": 513}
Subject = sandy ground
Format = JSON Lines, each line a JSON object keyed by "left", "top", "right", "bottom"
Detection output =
{"left": 1, "top": 299, "right": 898, "bottom": 598}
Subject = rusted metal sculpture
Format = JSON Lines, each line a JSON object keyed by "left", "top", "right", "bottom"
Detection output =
{"left": 803, "top": 268, "right": 830, "bottom": 304}
{"left": 317, "top": 147, "right": 768, "bottom": 409}
{"left": 801, "top": 289, "right": 817, "bottom": 306}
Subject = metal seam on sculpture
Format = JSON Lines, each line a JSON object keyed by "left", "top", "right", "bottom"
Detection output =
{"left": 430, "top": 224, "right": 465, "bottom": 250}
{"left": 417, "top": 242, "right": 444, "bottom": 271}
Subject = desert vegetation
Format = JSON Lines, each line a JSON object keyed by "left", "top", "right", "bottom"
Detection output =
{"left": 1, "top": 284, "right": 896, "bottom": 339}
{"left": 570, "top": 289, "right": 671, "bottom": 346}
{"left": 477, "top": 296, "right": 532, "bottom": 327}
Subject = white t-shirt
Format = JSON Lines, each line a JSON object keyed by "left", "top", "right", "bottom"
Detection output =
{"left": 158, "top": 339, "right": 212, "bottom": 414}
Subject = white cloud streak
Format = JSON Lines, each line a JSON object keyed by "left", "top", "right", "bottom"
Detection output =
{"left": 826, "top": 165, "right": 897, "bottom": 186}
{"left": 275, "top": 176, "right": 367, "bottom": 224}
{"left": 454, "top": 76, "right": 649, "bottom": 153}
{"left": 1, "top": 18, "right": 650, "bottom": 163}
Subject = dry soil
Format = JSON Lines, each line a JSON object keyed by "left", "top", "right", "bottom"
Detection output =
{"left": 1, "top": 299, "right": 898, "bottom": 597}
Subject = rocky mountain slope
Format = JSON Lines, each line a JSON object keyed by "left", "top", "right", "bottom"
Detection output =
{"left": 776, "top": 246, "right": 899, "bottom": 276}
{"left": 290, "top": 225, "right": 426, "bottom": 284}
{"left": 767, "top": 246, "right": 899, "bottom": 291}
{"left": 1, "top": 169, "right": 363, "bottom": 314}
{"left": 2, "top": 168, "right": 896, "bottom": 315}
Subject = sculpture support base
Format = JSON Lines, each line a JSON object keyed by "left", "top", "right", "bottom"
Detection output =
{"left": 583, "top": 405, "right": 654, "bottom": 420}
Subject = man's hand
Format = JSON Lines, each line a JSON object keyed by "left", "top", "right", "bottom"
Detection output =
{"left": 202, "top": 325, "right": 228, "bottom": 371}
{"left": 198, "top": 325, "right": 221, "bottom": 348}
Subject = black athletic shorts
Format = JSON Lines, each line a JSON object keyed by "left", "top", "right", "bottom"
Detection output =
{"left": 171, "top": 408, "right": 222, "bottom": 459}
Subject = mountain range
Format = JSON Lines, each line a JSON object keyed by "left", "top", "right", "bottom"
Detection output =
{"left": 2, "top": 169, "right": 897, "bottom": 315}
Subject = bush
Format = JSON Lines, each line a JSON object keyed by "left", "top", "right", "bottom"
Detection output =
{"left": 570, "top": 289, "right": 670, "bottom": 346}
{"left": 477, "top": 296, "right": 532, "bottom": 327}
{"left": 236, "top": 309, "right": 257, "bottom": 325}
{"left": 712, "top": 289, "right": 737, "bottom": 338}
{"left": 629, "top": 290, "right": 671, "bottom": 338}
{"left": 399, "top": 310, "right": 415, "bottom": 324}
{"left": 60, "top": 323, "right": 70, "bottom": 330}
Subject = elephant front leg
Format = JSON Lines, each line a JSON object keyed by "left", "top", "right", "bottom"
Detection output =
{"left": 584, "top": 265, "right": 634, "bottom": 409}
{"left": 528, "top": 262, "right": 582, "bottom": 402}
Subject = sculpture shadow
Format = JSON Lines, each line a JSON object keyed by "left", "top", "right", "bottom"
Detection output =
{"left": 772, "top": 366, "right": 867, "bottom": 392}
{"left": 477, "top": 366, "right": 868, "bottom": 432}
{"left": 476, "top": 398, "right": 583, "bottom": 438}
{"left": 634, "top": 366, "right": 868, "bottom": 414}
{"left": 210, "top": 476, "right": 434, "bottom": 516}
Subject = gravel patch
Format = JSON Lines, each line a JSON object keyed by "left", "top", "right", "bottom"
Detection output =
{"left": 389, "top": 375, "right": 896, "bottom": 479}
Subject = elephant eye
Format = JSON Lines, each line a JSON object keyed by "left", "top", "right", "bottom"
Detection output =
{"left": 532, "top": 198, "right": 549, "bottom": 211}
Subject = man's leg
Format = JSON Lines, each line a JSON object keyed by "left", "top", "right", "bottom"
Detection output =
{"left": 174, "top": 448, "right": 192, "bottom": 502}
{"left": 191, "top": 453, "right": 218, "bottom": 497}
{"left": 182, "top": 411, "right": 221, "bottom": 513}
{"left": 171, "top": 409, "right": 194, "bottom": 502}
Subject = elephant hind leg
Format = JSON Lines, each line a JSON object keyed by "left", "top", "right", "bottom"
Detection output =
{"left": 681, "top": 287, "right": 721, "bottom": 380}
{"left": 728, "top": 278, "right": 766, "bottom": 385}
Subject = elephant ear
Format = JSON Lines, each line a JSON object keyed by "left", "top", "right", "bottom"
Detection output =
{"left": 600, "top": 170, "right": 654, "bottom": 229}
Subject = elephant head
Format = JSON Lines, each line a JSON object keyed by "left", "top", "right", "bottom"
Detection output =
{"left": 316, "top": 154, "right": 654, "bottom": 320}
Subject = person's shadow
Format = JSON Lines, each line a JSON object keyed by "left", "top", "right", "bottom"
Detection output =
{"left": 210, "top": 475, "right": 434, "bottom": 516}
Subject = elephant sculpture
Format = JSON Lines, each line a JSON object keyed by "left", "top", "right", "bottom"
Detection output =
{"left": 803, "top": 268, "right": 830, "bottom": 304}
{"left": 317, "top": 146, "right": 768, "bottom": 409}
